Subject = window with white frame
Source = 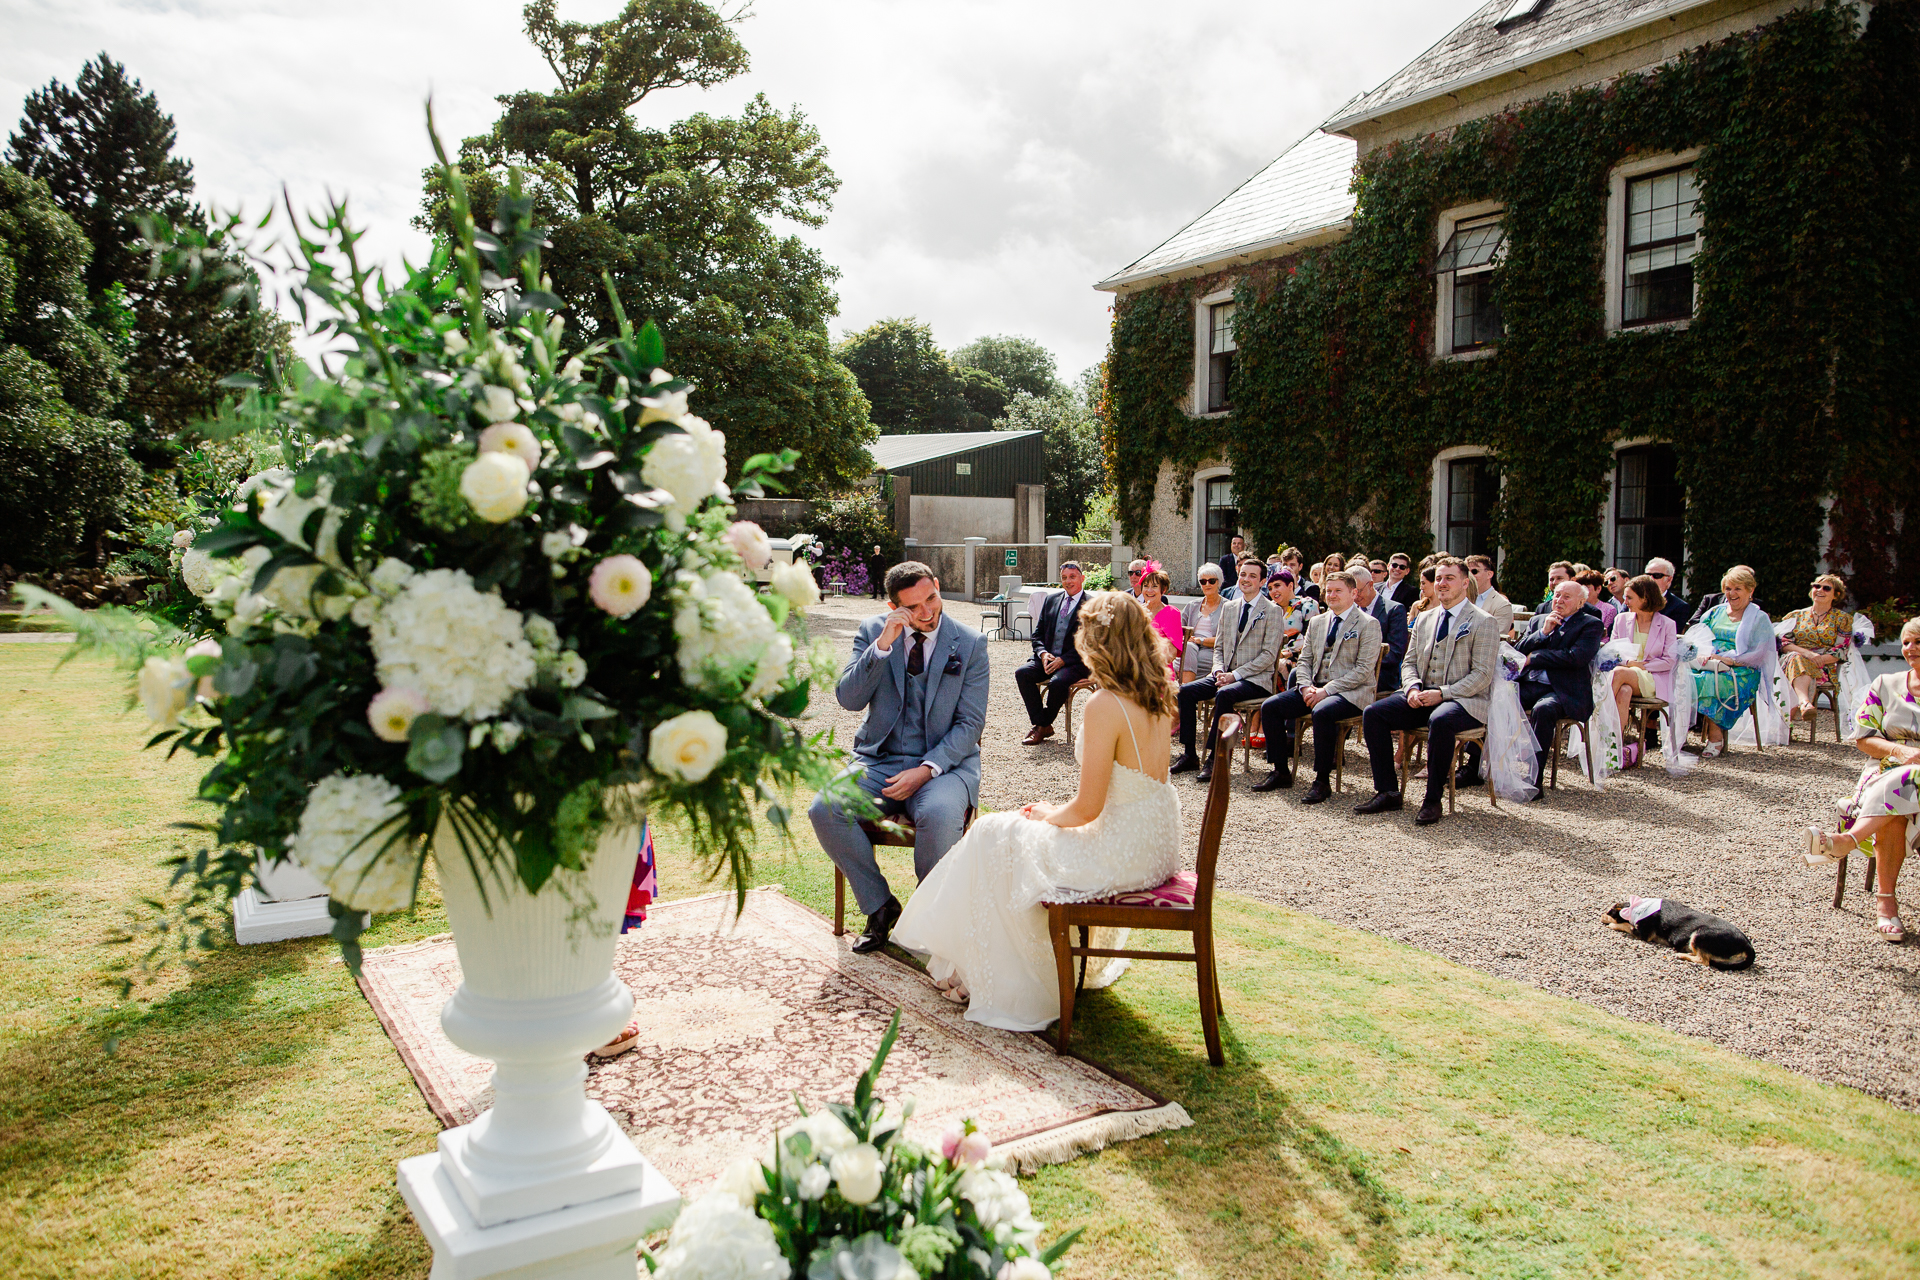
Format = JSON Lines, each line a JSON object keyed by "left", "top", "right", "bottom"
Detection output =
{"left": 1434, "top": 214, "right": 1505, "bottom": 353}
{"left": 1622, "top": 166, "right": 1700, "bottom": 326}
{"left": 1206, "top": 301, "right": 1236, "bottom": 412}
{"left": 1445, "top": 456, "right": 1498, "bottom": 558}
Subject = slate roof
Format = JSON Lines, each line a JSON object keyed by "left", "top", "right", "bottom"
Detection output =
{"left": 869, "top": 431, "right": 1042, "bottom": 472}
{"left": 1324, "top": 0, "right": 1724, "bottom": 133}
{"left": 1094, "top": 129, "right": 1357, "bottom": 291}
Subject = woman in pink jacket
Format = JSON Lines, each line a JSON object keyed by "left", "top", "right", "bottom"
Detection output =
{"left": 1607, "top": 574, "right": 1678, "bottom": 763}
{"left": 1138, "top": 568, "right": 1185, "bottom": 682}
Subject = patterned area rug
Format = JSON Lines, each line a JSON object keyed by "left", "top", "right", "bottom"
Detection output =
{"left": 356, "top": 887, "right": 1191, "bottom": 1196}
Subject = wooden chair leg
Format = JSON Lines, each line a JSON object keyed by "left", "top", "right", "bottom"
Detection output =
{"left": 1194, "top": 928, "right": 1224, "bottom": 1067}
{"left": 1584, "top": 721, "right": 1599, "bottom": 788}
{"left": 1866, "top": 854, "right": 1878, "bottom": 895}
{"left": 1048, "top": 906, "right": 1076, "bottom": 1054}
{"left": 1549, "top": 727, "right": 1561, "bottom": 791}
{"left": 1075, "top": 924, "right": 1090, "bottom": 993}
{"left": 1751, "top": 700, "right": 1764, "bottom": 752}
{"left": 833, "top": 868, "right": 846, "bottom": 937}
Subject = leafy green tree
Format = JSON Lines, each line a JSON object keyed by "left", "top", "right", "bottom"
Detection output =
{"left": 421, "top": 0, "right": 873, "bottom": 494}
{"left": 834, "top": 316, "right": 1006, "bottom": 432}
{"left": 7, "top": 54, "right": 287, "bottom": 452}
{"left": 952, "top": 333, "right": 1060, "bottom": 399}
{"left": 995, "top": 389, "right": 1105, "bottom": 537}
{"left": 0, "top": 167, "right": 137, "bottom": 567}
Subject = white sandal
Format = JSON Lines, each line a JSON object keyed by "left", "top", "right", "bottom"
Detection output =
{"left": 1803, "top": 827, "right": 1852, "bottom": 866}
{"left": 1700, "top": 741, "right": 1724, "bottom": 758}
{"left": 1876, "top": 893, "right": 1906, "bottom": 944}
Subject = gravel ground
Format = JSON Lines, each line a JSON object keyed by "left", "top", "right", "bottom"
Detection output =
{"left": 803, "top": 593, "right": 1920, "bottom": 1111}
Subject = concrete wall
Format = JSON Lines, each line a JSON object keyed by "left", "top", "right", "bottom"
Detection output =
{"left": 909, "top": 495, "right": 1016, "bottom": 544}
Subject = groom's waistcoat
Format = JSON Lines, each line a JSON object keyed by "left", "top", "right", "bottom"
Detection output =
{"left": 879, "top": 658, "right": 930, "bottom": 760}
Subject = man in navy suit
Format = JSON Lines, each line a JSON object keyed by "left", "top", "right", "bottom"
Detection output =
{"left": 1015, "top": 561, "right": 1089, "bottom": 745}
{"left": 809, "top": 562, "right": 990, "bottom": 952}
{"left": 1505, "top": 579, "right": 1605, "bottom": 794}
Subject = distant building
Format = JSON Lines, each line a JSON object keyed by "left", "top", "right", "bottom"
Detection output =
{"left": 871, "top": 431, "right": 1047, "bottom": 545}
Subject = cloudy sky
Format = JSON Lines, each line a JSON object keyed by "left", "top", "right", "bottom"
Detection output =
{"left": 3, "top": 0, "right": 1449, "bottom": 379}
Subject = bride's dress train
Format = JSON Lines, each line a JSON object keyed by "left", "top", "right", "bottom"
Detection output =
{"left": 891, "top": 709, "right": 1182, "bottom": 1032}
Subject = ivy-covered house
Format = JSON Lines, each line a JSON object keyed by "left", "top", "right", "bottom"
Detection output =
{"left": 1097, "top": 0, "right": 1918, "bottom": 606}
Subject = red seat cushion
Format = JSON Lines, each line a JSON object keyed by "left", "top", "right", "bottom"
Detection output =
{"left": 1093, "top": 871, "right": 1198, "bottom": 909}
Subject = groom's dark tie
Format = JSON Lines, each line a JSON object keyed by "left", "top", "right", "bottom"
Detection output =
{"left": 907, "top": 632, "right": 925, "bottom": 676}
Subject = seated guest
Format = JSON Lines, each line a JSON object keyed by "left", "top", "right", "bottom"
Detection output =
{"left": 1138, "top": 569, "right": 1184, "bottom": 682}
{"left": 1539, "top": 561, "right": 1576, "bottom": 610}
{"left": 1280, "top": 546, "right": 1307, "bottom": 583}
{"left": 1503, "top": 579, "right": 1605, "bottom": 792}
{"left": 1605, "top": 574, "right": 1678, "bottom": 766}
{"left": 1305, "top": 561, "right": 1325, "bottom": 602}
{"left": 1174, "top": 557, "right": 1279, "bottom": 782}
{"left": 1369, "top": 558, "right": 1389, "bottom": 586}
{"left": 1803, "top": 616, "right": 1920, "bottom": 944}
{"left": 1356, "top": 558, "right": 1500, "bottom": 825}
{"left": 1350, "top": 564, "right": 1409, "bottom": 695}
{"left": 1254, "top": 570, "right": 1382, "bottom": 798}
{"left": 1465, "top": 554, "right": 1515, "bottom": 637}
{"left": 1576, "top": 569, "right": 1616, "bottom": 630}
{"left": 1778, "top": 573, "right": 1855, "bottom": 721}
{"left": 1124, "top": 558, "right": 1149, "bottom": 599}
{"left": 1180, "top": 565, "right": 1227, "bottom": 682}
{"left": 1645, "top": 557, "right": 1691, "bottom": 629}
{"left": 1217, "top": 534, "right": 1247, "bottom": 590}
{"left": 1690, "top": 564, "right": 1779, "bottom": 757}
{"left": 1266, "top": 568, "right": 1317, "bottom": 657}
{"left": 1385, "top": 553, "right": 1419, "bottom": 607}
{"left": 1409, "top": 564, "right": 1440, "bottom": 618}
{"left": 1602, "top": 566, "right": 1630, "bottom": 608}
{"left": 1015, "top": 561, "right": 1088, "bottom": 745}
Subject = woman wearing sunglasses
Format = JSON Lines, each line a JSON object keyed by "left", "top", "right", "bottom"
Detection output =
{"left": 1777, "top": 573, "right": 1855, "bottom": 721}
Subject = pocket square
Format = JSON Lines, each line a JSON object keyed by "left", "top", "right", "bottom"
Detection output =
{"left": 943, "top": 652, "right": 963, "bottom": 675}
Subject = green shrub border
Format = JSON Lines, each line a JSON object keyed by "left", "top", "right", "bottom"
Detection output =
{"left": 1104, "top": 0, "right": 1919, "bottom": 604}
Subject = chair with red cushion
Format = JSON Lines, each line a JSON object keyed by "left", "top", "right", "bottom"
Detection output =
{"left": 1044, "top": 715, "right": 1238, "bottom": 1067}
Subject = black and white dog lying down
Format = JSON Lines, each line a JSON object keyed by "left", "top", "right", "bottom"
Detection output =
{"left": 1604, "top": 897, "right": 1756, "bottom": 971}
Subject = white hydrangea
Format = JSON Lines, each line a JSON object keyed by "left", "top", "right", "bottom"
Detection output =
{"left": 651, "top": 1192, "right": 788, "bottom": 1280}
{"left": 957, "top": 1167, "right": 1043, "bottom": 1254}
{"left": 672, "top": 570, "right": 790, "bottom": 697}
{"left": 180, "top": 546, "right": 222, "bottom": 597}
{"left": 641, "top": 415, "right": 730, "bottom": 527}
{"left": 369, "top": 568, "right": 537, "bottom": 720}
{"left": 285, "top": 772, "right": 418, "bottom": 913}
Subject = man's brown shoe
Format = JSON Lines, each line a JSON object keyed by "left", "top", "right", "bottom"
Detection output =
{"left": 1022, "top": 725, "right": 1054, "bottom": 745}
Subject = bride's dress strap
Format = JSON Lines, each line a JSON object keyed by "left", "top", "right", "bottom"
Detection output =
{"left": 1120, "top": 695, "right": 1144, "bottom": 767}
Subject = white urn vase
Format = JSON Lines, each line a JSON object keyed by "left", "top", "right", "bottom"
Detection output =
{"left": 397, "top": 818, "right": 680, "bottom": 1279}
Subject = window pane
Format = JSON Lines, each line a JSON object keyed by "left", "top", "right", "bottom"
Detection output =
{"left": 1453, "top": 273, "right": 1503, "bottom": 351}
{"left": 1614, "top": 445, "right": 1684, "bottom": 582}
{"left": 1208, "top": 351, "right": 1234, "bottom": 412}
{"left": 1210, "top": 302, "right": 1236, "bottom": 354}
{"left": 1204, "top": 478, "right": 1239, "bottom": 563}
{"left": 1446, "top": 458, "right": 1495, "bottom": 559}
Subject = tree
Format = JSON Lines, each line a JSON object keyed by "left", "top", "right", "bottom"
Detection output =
{"left": 420, "top": 0, "right": 874, "bottom": 494}
{"left": 0, "top": 167, "right": 137, "bottom": 568}
{"left": 7, "top": 54, "right": 287, "bottom": 450}
{"left": 834, "top": 316, "right": 1007, "bottom": 432}
{"left": 952, "top": 333, "right": 1060, "bottom": 400}
{"left": 995, "top": 389, "right": 1105, "bottom": 537}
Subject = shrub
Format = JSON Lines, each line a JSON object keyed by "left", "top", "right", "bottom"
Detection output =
{"left": 0, "top": 347, "right": 139, "bottom": 568}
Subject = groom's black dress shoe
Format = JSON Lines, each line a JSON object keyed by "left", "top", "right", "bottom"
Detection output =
{"left": 1169, "top": 752, "right": 1199, "bottom": 774}
{"left": 1352, "top": 791, "right": 1402, "bottom": 814}
{"left": 851, "top": 895, "right": 902, "bottom": 954}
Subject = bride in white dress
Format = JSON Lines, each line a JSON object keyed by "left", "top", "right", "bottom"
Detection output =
{"left": 892, "top": 592, "right": 1182, "bottom": 1032}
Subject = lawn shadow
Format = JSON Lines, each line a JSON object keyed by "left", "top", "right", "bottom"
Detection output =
{"left": 1057, "top": 981, "right": 1402, "bottom": 1277}
{"left": 310, "top": 1188, "right": 434, "bottom": 1280}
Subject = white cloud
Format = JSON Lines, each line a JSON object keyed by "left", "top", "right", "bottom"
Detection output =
{"left": 2, "top": 0, "right": 1450, "bottom": 379}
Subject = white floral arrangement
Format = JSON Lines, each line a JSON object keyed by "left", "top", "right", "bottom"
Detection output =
{"left": 649, "top": 1015, "right": 1076, "bottom": 1280}
{"left": 21, "top": 138, "right": 846, "bottom": 968}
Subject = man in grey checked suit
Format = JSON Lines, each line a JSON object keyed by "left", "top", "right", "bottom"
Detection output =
{"left": 1356, "top": 557, "right": 1501, "bottom": 825}
{"left": 1174, "top": 556, "right": 1280, "bottom": 782}
{"left": 808, "top": 562, "right": 989, "bottom": 952}
{"left": 1252, "top": 570, "right": 1382, "bottom": 802}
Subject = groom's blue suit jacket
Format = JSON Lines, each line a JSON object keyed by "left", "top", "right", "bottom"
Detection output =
{"left": 836, "top": 614, "right": 990, "bottom": 807}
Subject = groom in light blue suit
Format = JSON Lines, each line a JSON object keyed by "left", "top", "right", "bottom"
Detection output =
{"left": 808, "top": 561, "right": 989, "bottom": 953}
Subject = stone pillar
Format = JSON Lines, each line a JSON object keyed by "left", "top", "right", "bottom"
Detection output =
{"left": 892, "top": 475, "right": 912, "bottom": 540}
{"left": 1046, "top": 535, "right": 1071, "bottom": 584}
{"left": 1013, "top": 484, "right": 1036, "bottom": 545}
{"left": 963, "top": 536, "right": 986, "bottom": 599}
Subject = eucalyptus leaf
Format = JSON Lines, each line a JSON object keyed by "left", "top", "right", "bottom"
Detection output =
{"left": 407, "top": 715, "right": 466, "bottom": 782}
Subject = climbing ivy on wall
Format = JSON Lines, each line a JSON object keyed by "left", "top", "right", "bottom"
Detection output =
{"left": 1105, "top": 0, "right": 1919, "bottom": 605}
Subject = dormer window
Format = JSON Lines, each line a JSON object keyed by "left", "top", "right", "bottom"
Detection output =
{"left": 1623, "top": 166, "right": 1700, "bottom": 325}
{"left": 1434, "top": 214, "right": 1505, "bottom": 353}
{"left": 1496, "top": 0, "right": 1549, "bottom": 24}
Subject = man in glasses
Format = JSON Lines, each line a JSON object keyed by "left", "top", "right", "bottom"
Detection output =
{"left": 1645, "top": 557, "right": 1692, "bottom": 630}
{"left": 1126, "top": 559, "right": 1149, "bottom": 600}
{"left": 1384, "top": 554, "right": 1419, "bottom": 608}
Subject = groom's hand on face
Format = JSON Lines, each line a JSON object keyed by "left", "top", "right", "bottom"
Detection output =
{"left": 881, "top": 764, "right": 932, "bottom": 800}
{"left": 879, "top": 607, "right": 914, "bottom": 650}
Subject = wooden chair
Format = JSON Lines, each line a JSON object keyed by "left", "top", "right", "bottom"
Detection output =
{"left": 1398, "top": 724, "right": 1497, "bottom": 814}
{"left": 1830, "top": 799, "right": 1878, "bottom": 909}
{"left": 1062, "top": 678, "right": 1099, "bottom": 751}
{"left": 1792, "top": 677, "right": 1845, "bottom": 744}
{"left": 833, "top": 808, "right": 976, "bottom": 936}
{"left": 1046, "top": 715, "right": 1238, "bottom": 1067}
{"left": 1547, "top": 717, "right": 1599, "bottom": 790}
{"left": 1623, "top": 696, "right": 1667, "bottom": 768}
{"left": 1264, "top": 642, "right": 1389, "bottom": 789}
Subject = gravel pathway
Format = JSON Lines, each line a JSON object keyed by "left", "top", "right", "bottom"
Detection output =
{"left": 803, "top": 594, "right": 1920, "bottom": 1111}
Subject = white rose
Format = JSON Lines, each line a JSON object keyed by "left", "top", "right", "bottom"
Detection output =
{"left": 540, "top": 531, "right": 572, "bottom": 559}
{"left": 523, "top": 614, "right": 560, "bottom": 651}
{"left": 829, "top": 1143, "right": 884, "bottom": 1206}
{"left": 998, "top": 1260, "right": 1050, "bottom": 1280}
{"left": 648, "top": 710, "right": 727, "bottom": 783}
{"left": 555, "top": 651, "right": 588, "bottom": 688}
{"left": 137, "top": 656, "right": 191, "bottom": 726}
{"left": 474, "top": 384, "right": 521, "bottom": 423}
{"left": 459, "top": 452, "right": 531, "bottom": 523}
{"left": 478, "top": 422, "right": 542, "bottom": 470}
{"left": 796, "top": 1163, "right": 830, "bottom": 1200}
{"left": 170, "top": 528, "right": 194, "bottom": 549}
{"left": 717, "top": 1157, "right": 769, "bottom": 1205}
{"left": 770, "top": 561, "right": 821, "bottom": 609}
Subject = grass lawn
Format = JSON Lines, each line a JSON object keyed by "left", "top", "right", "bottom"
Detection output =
{"left": 4, "top": 645, "right": 1918, "bottom": 1279}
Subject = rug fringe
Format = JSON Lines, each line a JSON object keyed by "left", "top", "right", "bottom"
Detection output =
{"left": 997, "top": 1102, "right": 1195, "bottom": 1174}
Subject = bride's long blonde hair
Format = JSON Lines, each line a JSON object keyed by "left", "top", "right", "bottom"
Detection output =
{"left": 1074, "top": 592, "right": 1176, "bottom": 720}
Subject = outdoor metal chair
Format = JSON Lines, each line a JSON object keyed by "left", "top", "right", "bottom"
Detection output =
{"left": 833, "top": 808, "right": 976, "bottom": 937}
{"left": 1046, "top": 715, "right": 1237, "bottom": 1068}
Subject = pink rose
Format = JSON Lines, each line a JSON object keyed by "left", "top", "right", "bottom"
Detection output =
{"left": 724, "top": 521, "right": 773, "bottom": 570}
{"left": 957, "top": 1131, "right": 992, "bottom": 1166}
{"left": 940, "top": 1126, "right": 963, "bottom": 1162}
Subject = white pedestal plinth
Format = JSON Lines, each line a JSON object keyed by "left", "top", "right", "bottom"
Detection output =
{"left": 399, "top": 1151, "right": 678, "bottom": 1280}
{"left": 232, "top": 888, "right": 336, "bottom": 944}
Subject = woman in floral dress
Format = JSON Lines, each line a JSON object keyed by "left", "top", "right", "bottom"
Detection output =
{"left": 1805, "top": 617, "right": 1920, "bottom": 943}
{"left": 1777, "top": 573, "right": 1855, "bottom": 721}
{"left": 1689, "top": 565, "right": 1778, "bottom": 756}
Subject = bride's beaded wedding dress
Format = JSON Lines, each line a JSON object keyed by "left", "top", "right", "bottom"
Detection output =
{"left": 892, "top": 698, "right": 1182, "bottom": 1032}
